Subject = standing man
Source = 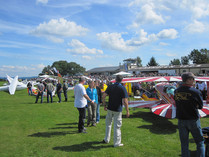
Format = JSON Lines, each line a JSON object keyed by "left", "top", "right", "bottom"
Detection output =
{"left": 46, "top": 81, "right": 54, "bottom": 103}
{"left": 74, "top": 77, "right": 94, "bottom": 133}
{"left": 56, "top": 80, "right": 62, "bottom": 103}
{"left": 35, "top": 81, "right": 45, "bottom": 103}
{"left": 27, "top": 81, "right": 32, "bottom": 96}
{"left": 102, "top": 75, "right": 129, "bottom": 147}
{"left": 174, "top": 72, "right": 205, "bottom": 157}
{"left": 63, "top": 80, "right": 68, "bottom": 102}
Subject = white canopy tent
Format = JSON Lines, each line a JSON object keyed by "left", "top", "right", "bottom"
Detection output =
{"left": 113, "top": 71, "right": 133, "bottom": 76}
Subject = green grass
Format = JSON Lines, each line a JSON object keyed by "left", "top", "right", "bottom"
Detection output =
{"left": 0, "top": 85, "right": 208, "bottom": 157}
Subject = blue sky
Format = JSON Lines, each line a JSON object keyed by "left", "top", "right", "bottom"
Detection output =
{"left": 0, "top": 0, "right": 209, "bottom": 77}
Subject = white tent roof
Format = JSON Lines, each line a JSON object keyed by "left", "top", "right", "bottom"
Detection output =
{"left": 39, "top": 75, "right": 50, "bottom": 78}
{"left": 113, "top": 71, "right": 133, "bottom": 76}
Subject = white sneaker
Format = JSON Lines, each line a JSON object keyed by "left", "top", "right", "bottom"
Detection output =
{"left": 114, "top": 143, "right": 124, "bottom": 147}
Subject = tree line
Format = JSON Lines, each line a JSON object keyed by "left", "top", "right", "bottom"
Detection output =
{"left": 169, "top": 48, "right": 209, "bottom": 66}
{"left": 135, "top": 48, "right": 209, "bottom": 67}
{"left": 40, "top": 61, "right": 85, "bottom": 76}
{"left": 40, "top": 49, "right": 209, "bottom": 76}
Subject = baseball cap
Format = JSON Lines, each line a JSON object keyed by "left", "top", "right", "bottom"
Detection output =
{"left": 181, "top": 72, "right": 195, "bottom": 82}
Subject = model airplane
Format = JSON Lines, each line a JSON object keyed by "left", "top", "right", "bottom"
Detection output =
{"left": 0, "top": 75, "right": 27, "bottom": 95}
{"left": 111, "top": 76, "right": 209, "bottom": 119}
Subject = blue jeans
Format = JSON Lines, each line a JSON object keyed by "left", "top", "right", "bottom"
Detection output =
{"left": 28, "top": 88, "right": 32, "bottom": 95}
{"left": 96, "top": 103, "right": 100, "bottom": 122}
{"left": 47, "top": 91, "right": 53, "bottom": 103}
{"left": 35, "top": 92, "right": 43, "bottom": 103}
{"left": 57, "top": 92, "right": 61, "bottom": 102}
{"left": 63, "top": 90, "right": 67, "bottom": 101}
{"left": 178, "top": 119, "right": 205, "bottom": 157}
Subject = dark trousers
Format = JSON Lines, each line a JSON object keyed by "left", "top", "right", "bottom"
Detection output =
{"left": 57, "top": 91, "right": 61, "bottom": 102}
{"left": 47, "top": 91, "right": 53, "bottom": 103}
{"left": 201, "top": 90, "right": 207, "bottom": 100}
{"left": 63, "top": 90, "right": 67, "bottom": 101}
{"left": 77, "top": 107, "right": 86, "bottom": 132}
{"left": 35, "top": 92, "right": 43, "bottom": 103}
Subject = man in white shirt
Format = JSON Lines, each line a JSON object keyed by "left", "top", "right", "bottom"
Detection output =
{"left": 196, "top": 81, "right": 207, "bottom": 100}
{"left": 74, "top": 77, "right": 94, "bottom": 133}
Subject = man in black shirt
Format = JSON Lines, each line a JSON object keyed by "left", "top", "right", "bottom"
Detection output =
{"left": 174, "top": 72, "right": 205, "bottom": 157}
{"left": 102, "top": 75, "right": 129, "bottom": 147}
{"left": 56, "top": 80, "right": 62, "bottom": 103}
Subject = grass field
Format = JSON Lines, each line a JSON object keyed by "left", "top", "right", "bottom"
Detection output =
{"left": 0, "top": 83, "right": 208, "bottom": 157}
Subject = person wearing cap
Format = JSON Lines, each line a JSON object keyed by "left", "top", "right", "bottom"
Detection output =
{"left": 63, "top": 80, "right": 68, "bottom": 102}
{"left": 46, "top": 80, "right": 54, "bottom": 103}
{"left": 56, "top": 80, "right": 62, "bottom": 103}
{"left": 35, "top": 81, "right": 45, "bottom": 103}
{"left": 174, "top": 72, "right": 205, "bottom": 157}
{"left": 74, "top": 77, "right": 94, "bottom": 133}
{"left": 102, "top": 75, "right": 129, "bottom": 147}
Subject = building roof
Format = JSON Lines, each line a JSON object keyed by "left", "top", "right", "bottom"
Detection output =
{"left": 131, "top": 64, "right": 209, "bottom": 71}
{"left": 87, "top": 66, "right": 120, "bottom": 73}
{"left": 123, "top": 58, "right": 136, "bottom": 62}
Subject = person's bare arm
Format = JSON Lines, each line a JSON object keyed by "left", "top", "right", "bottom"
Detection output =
{"left": 84, "top": 94, "right": 93, "bottom": 103}
{"left": 123, "top": 98, "right": 129, "bottom": 118}
{"left": 102, "top": 93, "right": 108, "bottom": 111}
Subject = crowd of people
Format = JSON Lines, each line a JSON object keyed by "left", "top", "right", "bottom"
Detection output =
{"left": 33, "top": 79, "right": 68, "bottom": 104}
{"left": 27, "top": 72, "right": 208, "bottom": 155}
{"left": 74, "top": 75, "right": 129, "bottom": 148}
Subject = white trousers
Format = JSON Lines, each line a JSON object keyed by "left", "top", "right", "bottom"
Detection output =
{"left": 104, "top": 109, "right": 122, "bottom": 146}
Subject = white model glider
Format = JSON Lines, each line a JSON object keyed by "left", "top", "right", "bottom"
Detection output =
{"left": 0, "top": 75, "right": 27, "bottom": 95}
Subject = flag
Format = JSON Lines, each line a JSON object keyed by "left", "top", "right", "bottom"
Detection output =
{"left": 53, "top": 67, "right": 58, "bottom": 73}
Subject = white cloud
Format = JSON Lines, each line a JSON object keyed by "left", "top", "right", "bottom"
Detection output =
{"left": 31, "top": 18, "right": 88, "bottom": 43}
{"left": 180, "top": 0, "right": 209, "bottom": 19}
{"left": 0, "top": 64, "right": 45, "bottom": 77}
{"left": 67, "top": 39, "right": 103, "bottom": 55}
{"left": 36, "top": 0, "right": 48, "bottom": 5}
{"left": 97, "top": 29, "right": 178, "bottom": 52}
{"left": 127, "top": 29, "right": 158, "bottom": 46}
{"left": 166, "top": 53, "right": 177, "bottom": 57}
{"left": 185, "top": 20, "right": 206, "bottom": 33}
{"left": 82, "top": 56, "right": 92, "bottom": 60}
{"left": 159, "top": 42, "right": 169, "bottom": 46}
{"left": 0, "top": 20, "right": 33, "bottom": 34}
{"left": 157, "top": 29, "right": 178, "bottom": 39}
{"left": 97, "top": 32, "right": 136, "bottom": 52}
{"left": 134, "top": 4, "right": 165, "bottom": 26}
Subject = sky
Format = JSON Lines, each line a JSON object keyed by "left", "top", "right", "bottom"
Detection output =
{"left": 0, "top": 0, "right": 209, "bottom": 77}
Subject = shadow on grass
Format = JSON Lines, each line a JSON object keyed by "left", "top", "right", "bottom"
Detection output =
{"left": 56, "top": 122, "right": 77, "bottom": 125}
{"left": 53, "top": 141, "right": 112, "bottom": 152}
{"left": 130, "top": 111, "right": 178, "bottom": 134}
{"left": 28, "top": 130, "right": 77, "bottom": 138}
{"left": 49, "top": 126, "right": 77, "bottom": 130}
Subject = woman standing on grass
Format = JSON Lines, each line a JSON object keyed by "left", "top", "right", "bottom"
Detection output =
{"left": 95, "top": 80, "right": 102, "bottom": 123}
{"left": 86, "top": 81, "right": 98, "bottom": 127}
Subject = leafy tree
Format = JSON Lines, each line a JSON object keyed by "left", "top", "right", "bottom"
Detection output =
{"left": 41, "top": 60, "right": 86, "bottom": 76}
{"left": 189, "top": 49, "right": 209, "bottom": 64}
{"left": 52, "top": 60, "right": 68, "bottom": 75}
{"left": 147, "top": 56, "right": 159, "bottom": 66}
{"left": 41, "top": 65, "right": 52, "bottom": 75}
{"left": 136, "top": 56, "right": 142, "bottom": 67}
{"left": 181, "top": 56, "right": 189, "bottom": 65}
{"left": 169, "top": 58, "right": 181, "bottom": 66}
{"left": 67, "top": 62, "right": 85, "bottom": 75}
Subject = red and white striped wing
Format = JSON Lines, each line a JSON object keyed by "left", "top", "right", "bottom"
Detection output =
{"left": 151, "top": 103, "right": 209, "bottom": 119}
{"left": 198, "top": 104, "right": 209, "bottom": 117}
{"left": 128, "top": 100, "right": 161, "bottom": 108}
{"left": 151, "top": 104, "right": 176, "bottom": 119}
